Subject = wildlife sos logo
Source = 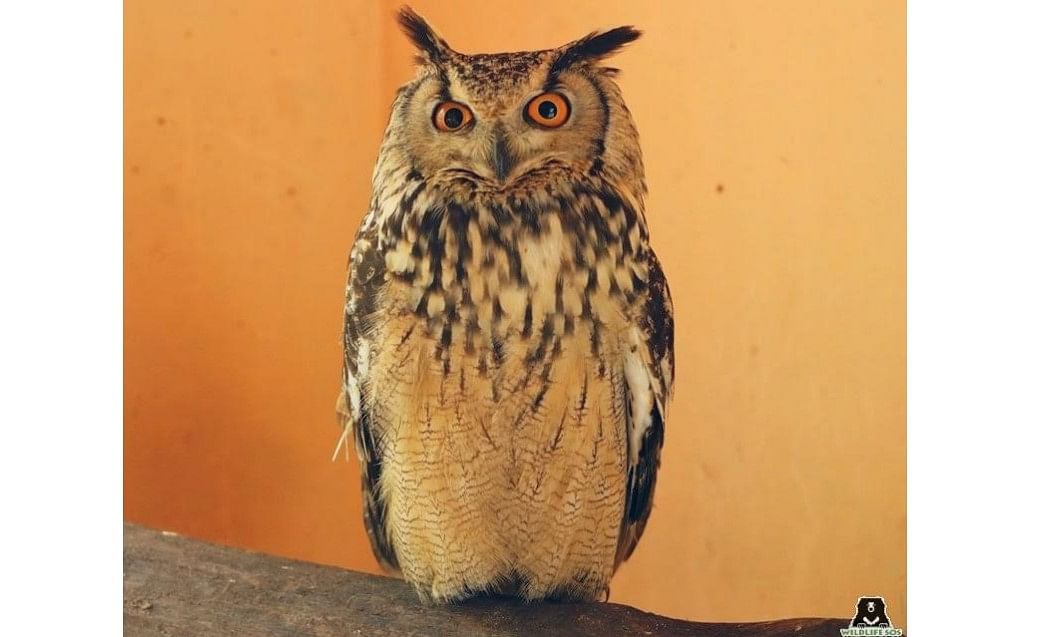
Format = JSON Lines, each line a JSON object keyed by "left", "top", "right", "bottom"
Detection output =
{"left": 840, "top": 597, "right": 903, "bottom": 637}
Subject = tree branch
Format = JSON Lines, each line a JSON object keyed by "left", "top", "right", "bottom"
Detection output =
{"left": 123, "top": 523, "right": 852, "bottom": 636}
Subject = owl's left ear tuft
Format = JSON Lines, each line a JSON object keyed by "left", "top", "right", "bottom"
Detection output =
{"left": 396, "top": 6, "right": 454, "bottom": 66}
{"left": 550, "top": 26, "right": 642, "bottom": 77}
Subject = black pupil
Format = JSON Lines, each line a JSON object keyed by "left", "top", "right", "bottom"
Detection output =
{"left": 443, "top": 108, "right": 464, "bottom": 129}
{"left": 538, "top": 100, "right": 558, "bottom": 119}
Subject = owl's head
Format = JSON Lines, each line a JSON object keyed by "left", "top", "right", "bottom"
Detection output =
{"left": 380, "top": 7, "right": 644, "bottom": 197}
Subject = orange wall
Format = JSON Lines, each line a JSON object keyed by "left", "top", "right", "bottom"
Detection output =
{"left": 125, "top": 0, "right": 905, "bottom": 626}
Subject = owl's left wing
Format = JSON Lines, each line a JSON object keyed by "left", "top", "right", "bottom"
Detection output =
{"left": 617, "top": 249, "right": 675, "bottom": 566}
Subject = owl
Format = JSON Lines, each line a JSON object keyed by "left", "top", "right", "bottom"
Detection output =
{"left": 336, "top": 7, "right": 674, "bottom": 604}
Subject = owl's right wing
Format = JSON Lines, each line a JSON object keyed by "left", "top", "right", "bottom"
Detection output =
{"left": 336, "top": 220, "right": 400, "bottom": 573}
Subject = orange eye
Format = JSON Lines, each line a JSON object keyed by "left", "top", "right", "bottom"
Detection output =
{"left": 432, "top": 101, "right": 473, "bottom": 132}
{"left": 525, "top": 92, "right": 570, "bottom": 128}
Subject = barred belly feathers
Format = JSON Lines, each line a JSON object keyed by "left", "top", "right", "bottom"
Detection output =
{"left": 336, "top": 7, "right": 674, "bottom": 603}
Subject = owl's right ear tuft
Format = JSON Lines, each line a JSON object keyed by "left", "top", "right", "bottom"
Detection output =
{"left": 397, "top": 6, "right": 453, "bottom": 66}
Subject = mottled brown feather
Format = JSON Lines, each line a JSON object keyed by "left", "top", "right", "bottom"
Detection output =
{"left": 338, "top": 7, "right": 671, "bottom": 603}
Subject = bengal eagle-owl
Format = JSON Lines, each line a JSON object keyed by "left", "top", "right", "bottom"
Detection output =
{"left": 336, "top": 7, "right": 674, "bottom": 603}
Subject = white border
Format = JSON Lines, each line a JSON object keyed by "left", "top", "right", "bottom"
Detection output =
{"left": 0, "top": 2, "right": 122, "bottom": 634}
{"left": 910, "top": 2, "right": 1051, "bottom": 635}
{"left": 3, "top": 2, "right": 1051, "bottom": 634}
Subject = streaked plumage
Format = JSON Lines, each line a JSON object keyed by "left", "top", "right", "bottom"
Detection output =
{"left": 336, "top": 7, "right": 674, "bottom": 603}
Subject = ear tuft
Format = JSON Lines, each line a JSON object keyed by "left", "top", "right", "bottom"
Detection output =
{"left": 571, "top": 26, "right": 642, "bottom": 61}
{"left": 550, "top": 26, "right": 641, "bottom": 77}
{"left": 396, "top": 6, "right": 452, "bottom": 64}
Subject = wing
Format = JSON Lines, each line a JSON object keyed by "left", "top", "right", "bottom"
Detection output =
{"left": 336, "top": 219, "right": 400, "bottom": 573}
{"left": 616, "top": 248, "right": 675, "bottom": 566}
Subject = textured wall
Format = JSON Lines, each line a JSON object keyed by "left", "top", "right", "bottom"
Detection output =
{"left": 125, "top": 0, "right": 905, "bottom": 625}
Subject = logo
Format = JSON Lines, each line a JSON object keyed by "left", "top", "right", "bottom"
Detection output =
{"left": 840, "top": 597, "right": 903, "bottom": 637}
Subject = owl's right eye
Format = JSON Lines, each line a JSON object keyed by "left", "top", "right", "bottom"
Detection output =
{"left": 432, "top": 101, "right": 474, "bottom": 132}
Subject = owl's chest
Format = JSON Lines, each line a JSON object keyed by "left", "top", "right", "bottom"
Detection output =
{"left": 365, "top": 194, "right": 648, "bottom": 441}
{"left": 378, "top": 202, "right": 645, "bottom": 343}
{"left": 366, "top": 212, "right": 635, "bottom": 487}
{"left": 364, "top": 201, "right": 642, "bottom": 589}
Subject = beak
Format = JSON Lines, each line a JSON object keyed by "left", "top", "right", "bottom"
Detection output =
{"left": 489, "top": 126, "right": 516, "bottom": 183}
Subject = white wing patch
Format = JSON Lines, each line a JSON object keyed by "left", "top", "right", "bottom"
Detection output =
{"left": 623, "top": 326, "right": 655, "bottom": 465}
{"left": 334, "top": 339, "right": 371, "bottom": 462}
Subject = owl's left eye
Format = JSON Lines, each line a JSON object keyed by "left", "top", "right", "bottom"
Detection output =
{"left": 433, "top": 101, "right": 474, "bottom": 132}
{"left": 524, "top": 92, "right": 571, "bottom": 128}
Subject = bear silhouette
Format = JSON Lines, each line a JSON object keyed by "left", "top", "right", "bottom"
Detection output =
{"left": 849, "top": 597, "right": 892, "bottom": 628}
